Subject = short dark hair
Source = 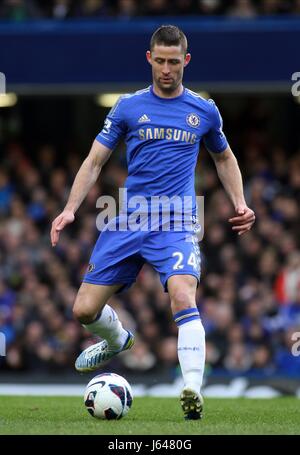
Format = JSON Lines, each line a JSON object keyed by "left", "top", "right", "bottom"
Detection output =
{"left": 150, "top": 25, "right": 188, "bottom": 55}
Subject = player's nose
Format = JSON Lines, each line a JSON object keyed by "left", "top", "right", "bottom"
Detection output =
{"left": 162, "top": 63, "right": 171, "bottom": 75}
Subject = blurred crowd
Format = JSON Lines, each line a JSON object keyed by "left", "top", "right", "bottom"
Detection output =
{"left": 1, "top": 0, "right": 300, "bottom": 21}
{"left": 0, "top": 95, "right": 300, "bottom": 380}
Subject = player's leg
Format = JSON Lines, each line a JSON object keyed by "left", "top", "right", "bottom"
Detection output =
{"left": 73, "top": 282, "right": 134, "bottom": 372}
{"left": 74, "top": 223, "right": 144, "bottom": 372}
{"left": 167, "top": 274, "right": 205, "bottom": 420}
{"left": 142, "top": 230, "right": 204, "bottom": 419}
{"left": 73, "top": 282, "right": 131, "bottom": 348}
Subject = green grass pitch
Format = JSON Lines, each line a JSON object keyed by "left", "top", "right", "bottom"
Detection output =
{"left": 0, "top": 396, "right": 299, "bottom": 435}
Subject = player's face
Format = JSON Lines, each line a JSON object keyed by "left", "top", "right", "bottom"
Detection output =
{"left": 146, "top": 45, "right": 191, "bottom": 96}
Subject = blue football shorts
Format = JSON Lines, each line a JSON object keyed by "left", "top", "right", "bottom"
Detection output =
{"left": 83, "top": 216, "right": 201, "bottom": 292}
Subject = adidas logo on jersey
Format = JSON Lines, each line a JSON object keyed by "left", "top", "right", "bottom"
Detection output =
{"left": 138, "top": 114, "right": 151, "bottom": 123}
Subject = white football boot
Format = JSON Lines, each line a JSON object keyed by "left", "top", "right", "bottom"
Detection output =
{"left": 75, "top": 330, "right": 134, "bottom": 373}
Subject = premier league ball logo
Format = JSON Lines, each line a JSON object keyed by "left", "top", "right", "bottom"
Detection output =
{"left": 186, "top": 113, "right": 200, "bottom": 128}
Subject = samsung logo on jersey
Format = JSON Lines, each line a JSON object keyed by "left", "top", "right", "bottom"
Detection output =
{"left": 139, "top": 128, "right": 197, "bottom": 144}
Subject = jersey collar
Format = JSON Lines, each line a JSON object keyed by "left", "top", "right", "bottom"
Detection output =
{"left": 150, "top": 85, "right": 186, "bottom": 101}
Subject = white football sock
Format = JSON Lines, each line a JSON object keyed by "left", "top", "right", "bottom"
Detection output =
{"left": 175, "top": 311, "right": 206, "bottom": 393}
{"left": 83, "top": 305, "right": 129, "bottom": 350}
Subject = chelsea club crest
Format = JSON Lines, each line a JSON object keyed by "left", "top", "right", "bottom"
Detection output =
{"left": 186, "top": 113, "right": 200, "bottom": 128}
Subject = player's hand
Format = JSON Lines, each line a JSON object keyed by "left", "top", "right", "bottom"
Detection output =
{"left": 50, "top": 210, "right": 75, "bottom": 247}
{"left": 228, "top": 205, "right": 255, "bottom": 236}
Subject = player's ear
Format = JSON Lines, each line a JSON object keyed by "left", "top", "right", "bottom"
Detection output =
{"left": 184, "top": 53, "right": 191, "bottom": 67}
{"left": 146, "top": 50, "right": 152, "bottom": 65}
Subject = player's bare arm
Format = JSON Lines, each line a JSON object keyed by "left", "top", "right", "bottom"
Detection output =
{"left": 50, "top": 140, "right": 112, "bottom": 247}
{"left": 208, "top": 146, "right": 255, "bottom": 236}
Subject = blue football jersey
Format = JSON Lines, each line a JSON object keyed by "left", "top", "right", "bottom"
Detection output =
{"left": 96, "top": 85, "right": 228, "bottom": 220}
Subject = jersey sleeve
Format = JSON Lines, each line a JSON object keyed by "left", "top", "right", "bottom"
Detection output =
{"left": 96, "top": 96, "right": 127, "bottom": 150}
{"left": 203, "top": 99, "right": 228, "bottom": 153}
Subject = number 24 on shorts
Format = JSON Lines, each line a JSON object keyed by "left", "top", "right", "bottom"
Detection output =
{"left": 172, "top": 251, "right": 198, "bottom": 271}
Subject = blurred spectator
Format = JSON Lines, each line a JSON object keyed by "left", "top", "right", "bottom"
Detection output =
{"left": 259, "top": 0, "right": 284, "bottom": 15}
{"left": 277, "top": 284, "right": 300, "bottom": 328}
{"left": 73, "top": 0, "right": 111, "bottom": 17}
{"left": 0, "top": 171, "right": 14, "bottom": 215}
{"left": 116, "top": 0, "right": 137, "bottom": 19}
{"left": 224, "top": 343, "right": 252, "bottom": 373}
{"left": 196, "top": 0, "right": 221, "bottom": 15}
{"left": 121, "top": 337, "right": 156, "bottom": 371}
{"left": 250, "top": 345, "right": 275, "bottom": 376}
{"left": 141, "top": 0, "right": 169, "bottom": 16}
{"left": 227, "top": 0, "right": 257, "bottom": 18}
{"left": 292, "top": 0, "right": 300, "bottom": 14}
{"left": 174, "top": 0, "right": 195, "bottom": 16}
{"left": 275, "top": 251, "right": 300, "bottom": 304}
{"left": 156, "top": 336, "right": 178, "bottom": 378}
{"left": 51, "top": 0, "right": 73, "bottom": 19}
{"left": 2, "top": 0, "right": 300, "bottom": 19}
{"left": 0, "top": 0, "right": 42, "bottom": 21}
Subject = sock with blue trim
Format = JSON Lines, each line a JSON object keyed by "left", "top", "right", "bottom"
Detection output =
{"left": 174, "top": 308, "right": 205, "bottom": 393}
{"left": 83, "top": 305, "right": 128, "bottom": 350}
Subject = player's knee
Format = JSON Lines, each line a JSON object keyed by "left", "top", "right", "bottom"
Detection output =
{"left": 73, "top": 297, "right": 97, "bottom": 324}
{"left": 170, "top": 291, "right": 195, "bottom": 314}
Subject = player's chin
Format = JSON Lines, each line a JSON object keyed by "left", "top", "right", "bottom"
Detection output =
{"left": 158, "top": 79, "right": 174, "bottom": 88}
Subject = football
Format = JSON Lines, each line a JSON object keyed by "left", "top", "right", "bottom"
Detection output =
{"left": 84, "top": 373, "right": 133, "bottom": 420}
